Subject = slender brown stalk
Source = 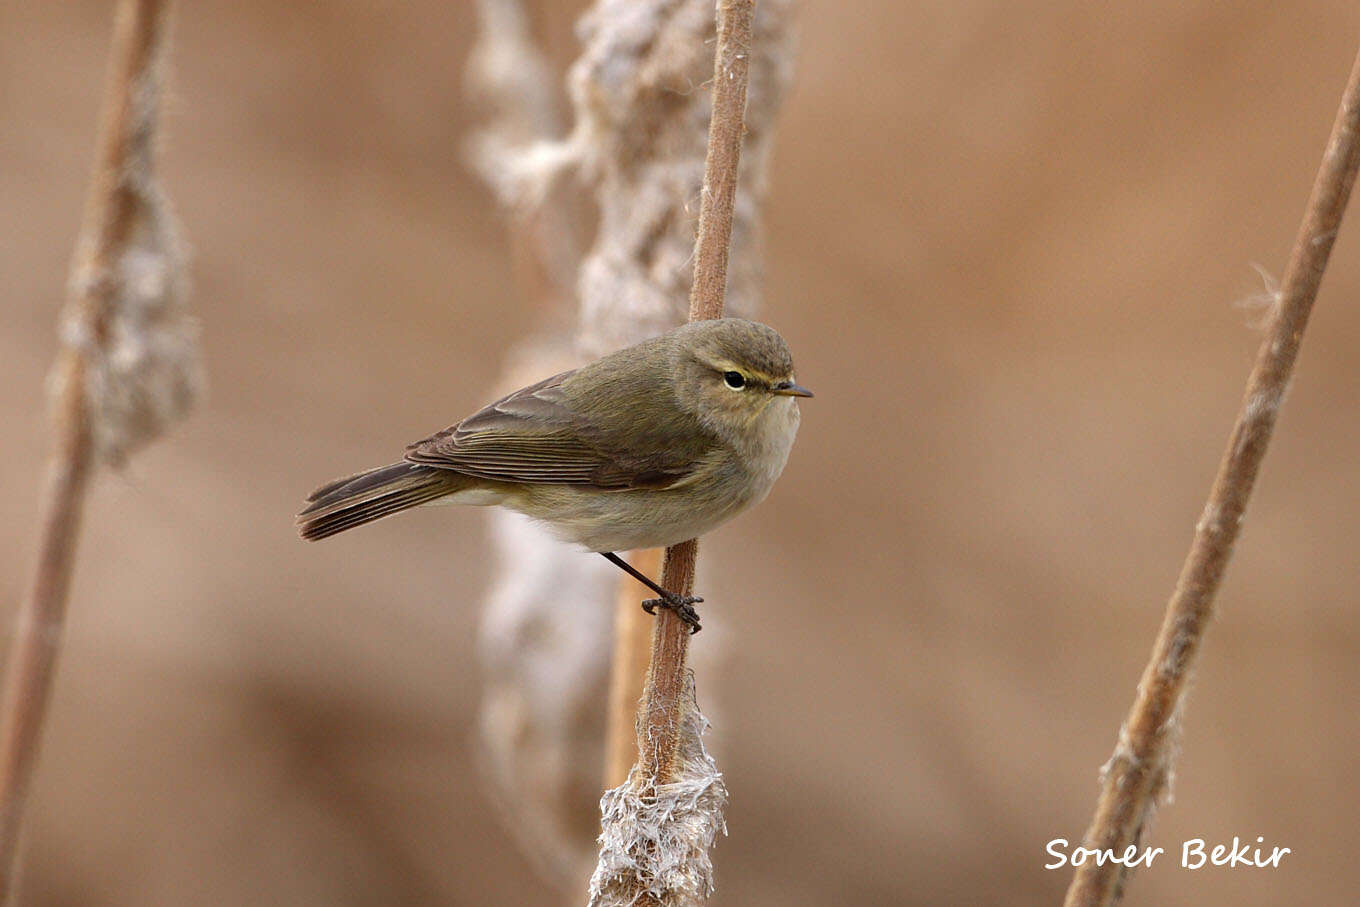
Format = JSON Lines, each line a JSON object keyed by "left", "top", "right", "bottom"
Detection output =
{"left": 476, "top": 0, "right": 789, "bottom": 887}
{"left": 0, "top": 1, "right": 182, "bottom": 899}
{"left": 686, "top": 0, "right": 756, "bottom": 324}
{"left": 601, "top": 0, "right": 758, "bottom": 821}
{"left": 638, "top": 0, "right": 755, "bottom": 795}
{"left": 590, "top": 3, "right": 757, "bottom": 905}
{"left": 0, "top": 365, "right": 96, "bottom": 902}
{"left": 635, "top": 540, "right": 701, "bottom": 783}
{"left": 1063, "top": 44, "right": 1360, "bottom": 907}
{"left": 604, "top": 549, "right": 664, "bottom": 788}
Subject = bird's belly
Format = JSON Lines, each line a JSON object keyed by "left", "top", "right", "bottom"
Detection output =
{"left": 506, "top": 480, "right": 766, "bottom": 553}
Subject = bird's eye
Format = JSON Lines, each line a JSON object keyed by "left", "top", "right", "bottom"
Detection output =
{"left": 723, "top": 371, "right": 746, "bottom": 389}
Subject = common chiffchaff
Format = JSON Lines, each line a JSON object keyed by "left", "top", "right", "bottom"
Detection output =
{"left": 298, "top": 318, "right": 811, "bottom": 629}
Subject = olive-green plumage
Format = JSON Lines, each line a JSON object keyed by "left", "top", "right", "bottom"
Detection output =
{"left": 297, "top": 318, "right": 810, "bottom": 553}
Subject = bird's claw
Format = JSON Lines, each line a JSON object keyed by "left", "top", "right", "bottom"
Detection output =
{"left": 641, "top": 592, "right": 704, "bottom": 633}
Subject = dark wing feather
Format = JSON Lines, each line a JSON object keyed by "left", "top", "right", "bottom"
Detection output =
{"left": 404, "top": 370, "right": 697, "bottom": 490}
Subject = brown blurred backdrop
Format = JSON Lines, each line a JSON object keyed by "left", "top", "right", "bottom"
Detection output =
{"left": 3, "top": 2, "right": 1359, "bottom": 904}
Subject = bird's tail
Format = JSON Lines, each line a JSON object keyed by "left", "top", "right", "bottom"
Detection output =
{"left": 297, "top": 462, "right": 464, "bottom": 540}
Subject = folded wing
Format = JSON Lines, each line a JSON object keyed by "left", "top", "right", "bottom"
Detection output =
{"left": 404, "top": 371, "right": 700, "bottom": 490}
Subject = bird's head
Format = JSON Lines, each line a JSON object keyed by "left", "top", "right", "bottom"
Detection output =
{"left": 672, "top": 318, "right": 812, "bottom": 437}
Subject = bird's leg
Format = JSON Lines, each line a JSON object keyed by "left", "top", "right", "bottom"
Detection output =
{"left": 599, "top": 551, "right": 703, "bottom": 633}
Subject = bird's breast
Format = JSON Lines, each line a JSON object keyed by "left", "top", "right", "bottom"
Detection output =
{"left": 740, "top": 399, "right": 800, "bottom": 494}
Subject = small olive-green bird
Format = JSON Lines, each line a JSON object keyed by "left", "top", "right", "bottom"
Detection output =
{"left": 297, "top": 318, "right": 811, "bottom": 630}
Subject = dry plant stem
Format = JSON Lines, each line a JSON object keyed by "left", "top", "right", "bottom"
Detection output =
{"left": 604, "top": 4, "right": 755, "bottom": 904}
{"left": 605, "top": 548, "right": 664, "bottom": 788}
{"left": 0, "top": 0, "right": 171, "bottom": 897}
{"left": 599, "top": 0, "right": 757, "bottom": 819}
{"left": 1064, "top": 45, "right": 1360, "bottom": 907}
{"left": 637, "top": 0, "right": 755, "bottom": 780}
{"left": 687, "top": 0, "right": 756, "bottom": 324}
{"left": 635, "top": 540, "right": 700, "bottom": 783}
{"left": 0, "top": 369, "right": 94, "bottom": 901}
{"left": 474, "top": 0, "right": 790, "bottom": 885}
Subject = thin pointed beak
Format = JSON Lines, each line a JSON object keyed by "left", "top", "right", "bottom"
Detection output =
{"left": 772, "top": 381, "right": 814, "bottom": 398}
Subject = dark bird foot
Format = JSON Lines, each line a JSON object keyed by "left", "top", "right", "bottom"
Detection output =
{"left": 641, "top": 592, "right": 704, "bottom": 633}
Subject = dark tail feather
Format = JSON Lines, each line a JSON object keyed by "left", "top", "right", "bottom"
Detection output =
{"left": 297, "top": 462, "right": 461, "bottom": 540}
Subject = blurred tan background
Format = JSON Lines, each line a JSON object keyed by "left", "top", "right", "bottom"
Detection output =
{"left": 3, "top": 2, "right": 1359, "bottom": 904}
